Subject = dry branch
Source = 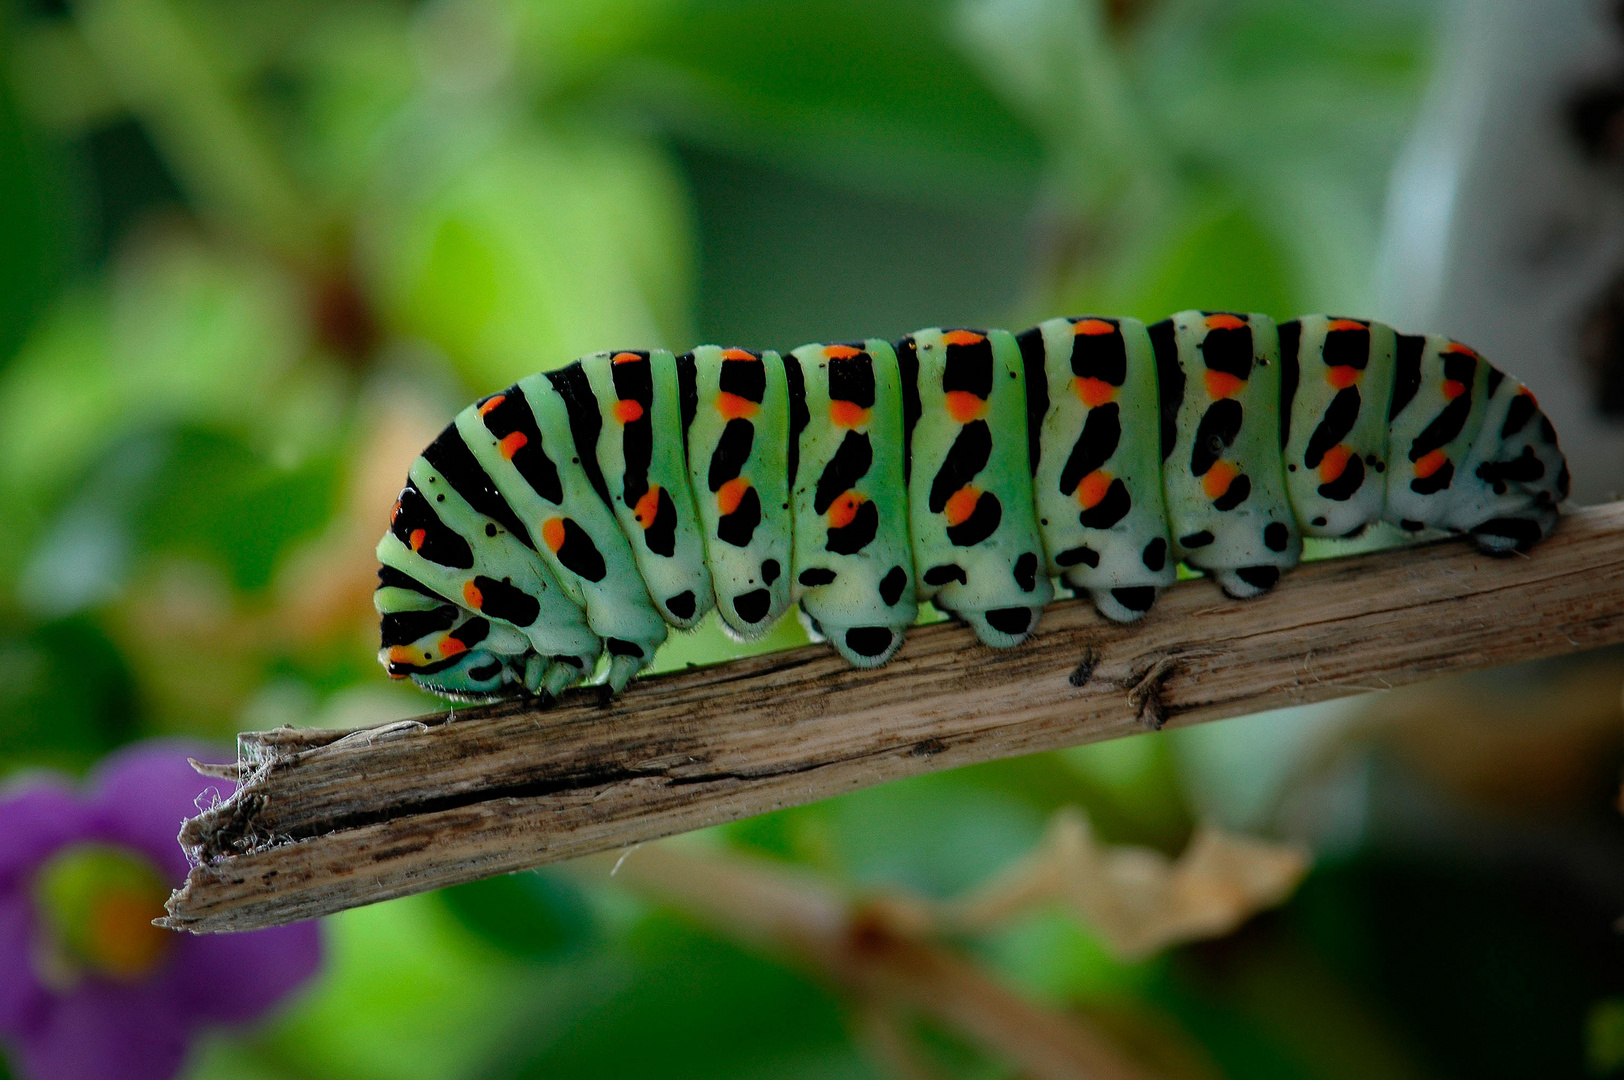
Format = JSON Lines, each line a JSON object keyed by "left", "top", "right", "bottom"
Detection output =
{"left": 164, "top": 501, "right": 1624, "bottom": 933}
{"left": 591, "top": 844, "right": 1158, "bottom": 1080}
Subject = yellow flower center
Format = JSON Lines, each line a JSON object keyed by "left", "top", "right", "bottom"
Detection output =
{"left": 32, "top": 844, "right": 173, "bottom": 984}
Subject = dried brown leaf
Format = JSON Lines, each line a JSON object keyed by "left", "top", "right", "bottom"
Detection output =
{"left": 940, "top": 808, "right": 1310, "bottom": 960}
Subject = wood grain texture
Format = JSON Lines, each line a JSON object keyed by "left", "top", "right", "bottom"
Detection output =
{"left": 163, "top": 501, "right": 1624, "bottom": 933}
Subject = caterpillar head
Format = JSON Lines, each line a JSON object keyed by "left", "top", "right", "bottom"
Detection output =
{"left": 381, "top": 643, "right": 521, "bottom": 701}
{"left": 377, "top": 605, "right": 532, "bottom": 702}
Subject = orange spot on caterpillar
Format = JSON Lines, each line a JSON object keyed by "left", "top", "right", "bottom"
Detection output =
{"left": 823, "top": 344, "right": 862, "bottom": 360}
{"left": 1073, "top": 318, "right": 1115, "bottom": 336}
{"left": 1443, "top": 342, "right": 1478, "bottom": 358}
{"left": 716, "top": 477, "right": 751, "bottom": 516}
{"left": 941, "top": 329, "right": 984, "bottom": 347}
{"left": 633, "top": 487, "right": 662, "bottom": 528}
{"left": 943, "top": 486, "right": 980, "bottom": 527}
{"left": 720, "top": 348, "right": 758, "bottom": 362}
{"left": 387, "top": 646, "right": 419, "bottom": 665}
{"left": 1520, "top": 387, "right": 1538, "bottom": 406}
{"left": 612, "top": 351, "right": 642, "bottom": 364}
{"left": 1205, "top": 313, "right": 1246, "bottom": 331}
{"left": 944, "top": 390, "right": 986, "bottom": 423}
{"left": 463, "top": 580, "right": 484, "bottom": 608}
{"left": 542, "top": 518, "right": 566, "bottom": 552}
{"left": 1441, "top": 379, "right": 1466, "bottom": 400}
{"left": 409, "top": 528, "right": 426, "bottom": 552}
{"left": 1318, "top": 444, "right": 1352, "bottom": 484}
{"left": 613, "top": 399, "right": 644, "bottom": 424}
{"left": 391, "top": 499, "right": 402, "bottom": 523}
{"left": 829, "top": 399, "right": 871, "bottom": 428}
{"left": 1326, "top": 365, "right": 1361, "bottom": 390}
{"left": 1327, "top": 319, "right": 1365, "bottom": 333}
{"left": 1204, "top": 370, "right": 1245, "bottom": 399}
{"left": 1076, "top": 470, "right": 1112, "bottom": 510}
{"left": 439, "top": 635, "right": 468, "bottom": 658}
{"left": 716, "top": 392, "right": 758, "bottom": 420}
{"left": 1072, "top": 376, "right": 1116, "bottom": 408}
{"left": 1412, "top": 449, "right": 1448, "bottom": 479}
{"left": 478, "top": 394, "right": 505, "bottom": 416}
{"left": 498, "top": 431, "right": 528, "bottom": 459}
{"left": 827, "top": 491, "right": 866, "bottom": 530}
{"left": 1202, "top": 461, "right": 1240, "bottom": 500}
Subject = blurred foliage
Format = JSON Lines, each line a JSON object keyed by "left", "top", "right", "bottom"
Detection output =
{"left": 1, "top": 0, "right": 1622, "bottom": 1078}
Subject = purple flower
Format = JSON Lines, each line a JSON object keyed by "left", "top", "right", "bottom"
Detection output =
{"left": 0, "top": 741, "right": 322, "bottom": 1080}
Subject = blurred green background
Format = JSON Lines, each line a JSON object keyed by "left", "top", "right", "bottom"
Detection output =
{"left": 2, "top": 0, "right": 1623, "bottom": 1077}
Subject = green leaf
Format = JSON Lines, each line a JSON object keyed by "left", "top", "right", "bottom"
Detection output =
{"left": 0, "top": 16, "right": 72, "bottom": 369}
{"left": 438, "top": 870, "right": 596, "bottom": 960}
{"left": 133, "top": 427, "right": 342, "bottom": 594}
{"left": 286, "top": 2, "right": 419, "bottom": 211}
{"left": 1090, "top": 198, "right": 1300, "bottom": 323}
{"left": 819, "top": 773, "right": 1046, "bottom": 898}
{"left": 509, "top": 912, "right": 874, "bottom": 1080}
{"left": 621, "top": 0, "right": 1044, "bottom": 205}
{"left": 361, "top": 124, "right": 694, "bottom": 390}
{"left": 0, "top": 236, "right": 306, "bottom": 519}
{"left": 257, "top": 894, "right": 562, "bottom": 1080}
{"left": 17, "top": 424, "right": 341, "bottom": 606}
{"left": 0, "top": 615, "right": 138, "bottom": 777}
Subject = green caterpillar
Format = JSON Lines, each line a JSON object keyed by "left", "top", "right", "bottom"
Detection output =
{"left": 377, "top": 311, "right": 1569, "bottom": 701}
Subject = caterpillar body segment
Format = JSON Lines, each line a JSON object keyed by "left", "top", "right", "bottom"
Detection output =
{"left": 1025, "top": 316, "right": 1175, "bottom": 623}
{"left": 906, "top": 328, "right": 1053, "bottom": 647}
{"left": 378, "top": 310, "right": 1569, "bottom": 701}
{"left": 578, "top": 349, "right": 715, "bottom": 631}
{"left": 1157, "top": 312, "right": 1303, "bottom": 600}
{"left": 1383, "top": 335, "right": 1492, "bottom": 535}
{"left": 1281, "top": 315, "right": 1396, "bottom": 539}
{"left": 682, "top": 346, "right": 796, "bottom": 640}
{"left": 1445, "top": 370, "right": 1567, "bottom": 550}
{"left": 787, "top": 339, "right": 918, "bottom": 668}
{"left": 383, "top": 420, "right": 605, "bottom": 691}
{"left": 450, "top": 374, "right": 668, "bottom": 690}
{"left": 376, "top": 530, "right": 594, "bottom": 699}
{"left": 375, "top": 564, "right": 516, "bottom": 698}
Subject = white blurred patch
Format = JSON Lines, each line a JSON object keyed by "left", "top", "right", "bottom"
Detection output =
{"left": 1168, "top": 696, "right": 1366, "bottom": 835}
{"left": 1377, "top": 0, "right": 1624, "bottom": 502}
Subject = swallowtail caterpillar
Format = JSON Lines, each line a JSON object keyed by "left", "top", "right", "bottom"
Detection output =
{"left": 377, "top": 311, "right": 1569, "bottom": 701}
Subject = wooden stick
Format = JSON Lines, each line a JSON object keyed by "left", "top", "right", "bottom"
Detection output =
{"left": 163, "top": 501, "right": 1624, "bottom": 933}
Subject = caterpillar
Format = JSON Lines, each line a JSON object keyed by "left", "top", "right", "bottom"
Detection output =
{"left": 377, "top": 311, "right": 1569, "bottom": 701}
